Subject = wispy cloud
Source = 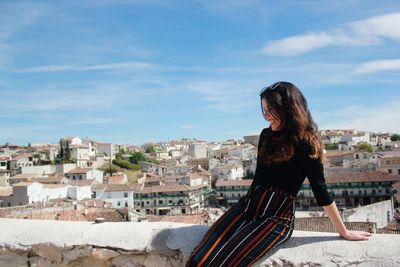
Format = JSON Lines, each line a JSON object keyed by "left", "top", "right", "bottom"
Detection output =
{"left": 0, "top": 2, "right": 47, "bottom": 66}
{"left": 319, "top": 100, "right": 400, "bottom": 133}
{"left": 198, "top": 0, "right": 262, "bottom": 15}
{"left": 354, "top": 59, "right": 400, "bottom": 74}
{"left": 181, "top": 124, "right": 198, "bottom": 129}
{"left": 20, "top": 61, "right": 157, "bottom": 73}
{"left": 0, "top": 81, "right": 141, "bottom": 114}
{"left": 262, "top": 12, "right": 400, "bottom": 56}
{"left": 185, "top": 80, "right": 255, "bottom": 113}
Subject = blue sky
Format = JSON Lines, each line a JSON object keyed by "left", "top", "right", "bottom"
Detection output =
{"left": 1, "top": 0, "right": 400, "bottom": 146}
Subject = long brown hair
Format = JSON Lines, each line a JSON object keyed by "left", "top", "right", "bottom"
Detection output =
{"left": 258, "top": 81, "right": 323, "bottom": 164}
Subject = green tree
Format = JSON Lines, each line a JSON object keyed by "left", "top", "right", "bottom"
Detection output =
{"left": 358, "top": 143, "right": 373, "bottom": 153}
{"left": 103, "top": 163, "right": 118, "bottom": 176}
{"left": 112, "top": 159, "right": 141, "bottom": 170}
{"left": 130, "top": 151, "right": 146, "bottom": 164}
{"left": 145, "top": 145, "right": 155, "bottom": 153}
{"left": 324, "top": 143, "right": 338, "bottom": 150}
{"left": 244, "top": 170, "right": 254, "bottom": 180}
{"left": 391, "top": 134, "right": 400, "bottom": 141}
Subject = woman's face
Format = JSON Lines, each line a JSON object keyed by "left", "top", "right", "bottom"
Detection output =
{"left": 261, "top": 98, "right": 282, "bottom": 131}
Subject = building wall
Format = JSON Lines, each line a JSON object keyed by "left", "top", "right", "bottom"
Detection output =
{"left": 188, "top": 144, "right": 207, "bottom": 159}
{"left": 67, "top": 186, "right": 92, "bottom": 201}
{"left": 97, "top": 190, "right": 134, "bottom": 209}
{"left": 21, "top": 165, "right": 56, "bottom": 176}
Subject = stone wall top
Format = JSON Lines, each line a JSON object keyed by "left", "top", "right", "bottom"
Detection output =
{"left": 1, "top": 218, "right": 399, "bottom": 266}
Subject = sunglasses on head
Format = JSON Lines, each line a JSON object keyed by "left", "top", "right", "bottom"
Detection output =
{"left": 260, "top": 82, "right": 281, "bottom": 95}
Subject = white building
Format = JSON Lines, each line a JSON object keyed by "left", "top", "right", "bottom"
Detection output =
{"left": 65, "top": 168, "right": 103, "bottom": 183}
{"left": 211, "top": 163, "right": 244, "bottom": 180}
{"left": 91, "top": 183, "right": 134, "bottom": 209}
{"left": 0, "top": 181, "right": 92, "bottom": 207}
{"left": 0, "top": 156, "right": 10, "bottom": 170}
{"left": 0, "top": 169, "right": 10, "bottom": 187}
{"left": 188, "top": 143, "right": 208, "bottom": 159}
{"left": 96, "top": 142, "right": 116, "bottom": 160}
{"left": 341, "top": 132, "right": 370, "bottom": 145}
{"left": 226, "top": 144, "right": 256, "bottom": 161}
{"left": 179, "top": 173, "right": 210, "bottom": 187}
{"left": 9, "top": 153, "right": 34, "bottom": 176}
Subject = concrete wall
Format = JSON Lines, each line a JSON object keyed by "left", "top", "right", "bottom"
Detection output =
{"left": 21, "top": 165, "right": 56, "bottom": 175}
{"left": 0, "top": 218, "right": 399, "bottom": 267}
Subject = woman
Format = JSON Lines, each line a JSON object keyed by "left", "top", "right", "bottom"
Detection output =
{"left": 186, "top": 81, "right": 372, "bottom": 267}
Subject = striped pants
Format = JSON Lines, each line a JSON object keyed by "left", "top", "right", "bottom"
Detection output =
{"left": 186, "top": 184, "right": 296, "bottom": 267}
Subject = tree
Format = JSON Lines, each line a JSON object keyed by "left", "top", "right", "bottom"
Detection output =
{"left": 358, "top": 143, "right": 373, "bottom": 153}
{"left": 112, "top": 158, "right": 141, "bottom": 170}
{"left": 244, "top": 170, "right": 254, "bottom": 180}
{"left": 104, "top": 163, "right": 118, "bottom": 176}
{"left": 145, "top": 145, "right": 155, "bottom": 154}
{"left": 130, "top": 152, "right": 146, "bottom": 164}
{"left": 324, "top": 143, "right": 338, "bottom": 150}
{"left": 391, "top": 134, "right": 400, "bottom": 141}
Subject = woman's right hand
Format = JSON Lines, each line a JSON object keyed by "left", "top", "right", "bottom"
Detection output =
{"left": 340, "top": 229, "right": 372, "bottom": 241}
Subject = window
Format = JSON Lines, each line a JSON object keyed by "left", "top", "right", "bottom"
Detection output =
{"left": 388, "top": 169, "right": 392, "bottom": 174}
{"left": 125, "top": 201, "right": 128, "bottom": 207}
{"left": 117, "top": 201, "right": 121, "bottom": 206}
{"left": 124, "top": 193, "right": 128, "bottom": 198}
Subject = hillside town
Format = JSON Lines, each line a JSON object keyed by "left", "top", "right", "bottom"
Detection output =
{"left": 1, "top": 129, "right": 400, "bottom": 233}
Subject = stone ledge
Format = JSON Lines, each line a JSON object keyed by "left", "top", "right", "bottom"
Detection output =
{"left": 1, "top": 218, "right": 399, "bottom": 267}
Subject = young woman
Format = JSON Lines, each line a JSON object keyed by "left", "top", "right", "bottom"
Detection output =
{"left": 186, "top": 81, "right": 372, "bottom": 267}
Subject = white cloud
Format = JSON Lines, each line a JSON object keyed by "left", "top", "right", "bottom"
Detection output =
{"left": 21, "top": 61, "right": 156, "bottom": 73}
{"left": 354, "top": 59, "right": 400, "bottom": 74}
{"left": 262, "top": 12, "right": 400, "bottom": 56}
{"left": 262, "top": 33, "right": 335, "bottom": 56}
{"left": 319, "top": 100, "right": 400, "bottom": 133}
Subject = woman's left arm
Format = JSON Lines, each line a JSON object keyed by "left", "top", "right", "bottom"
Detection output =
{"left": 323, "top": 201, "right": 372, "bottom": 241}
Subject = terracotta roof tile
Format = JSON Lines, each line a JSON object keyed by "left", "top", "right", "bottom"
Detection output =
{"left": 0, "top": 187, "right": 13, "bottom": 197}
{"left": 216, "top": 179, "right": 252, "bottom": 187}
{"left": 104, "top": 183, "right": 132, "bottom": 192}
{"left": 67, "top": 168, "right": 92, "bottom": 174}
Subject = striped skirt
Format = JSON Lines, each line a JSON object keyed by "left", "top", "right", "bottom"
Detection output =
{"left": 186, "top": 183, "right": 296, "bottom": 267}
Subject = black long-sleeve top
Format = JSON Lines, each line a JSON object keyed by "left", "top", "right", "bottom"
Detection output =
{"left": 253, "top": 127, "right": 333, "bottom": 206}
